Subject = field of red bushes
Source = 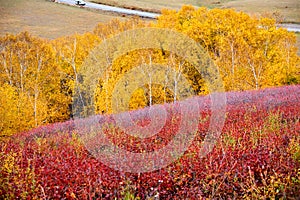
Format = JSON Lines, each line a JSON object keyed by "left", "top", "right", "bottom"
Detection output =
{"left": 1, "top": 85, "right": 300, "bottom": 199}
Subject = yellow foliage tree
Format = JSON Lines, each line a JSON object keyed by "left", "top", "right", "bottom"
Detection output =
{"left": 0, "top": 84, "right": 31, "bottom": 138}
{"left": 155, "top": 6, "right": 300, "bottom": 91}
{"left": 0, "top": 32, "right": 70, "bottom": 136}
{"left": 93, "top": 17, "right": 147, "bottom": 39}
{"left": 93, "top": 6, "right": 299, "bottom": 115}
{"left": 1, "top": 6, "right": 299, "bottom": 134}
{"left": 52, "top": 32, "right": 101, "bottom": 118}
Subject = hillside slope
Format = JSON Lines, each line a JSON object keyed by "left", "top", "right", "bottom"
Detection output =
{"left": 1, "top": 85, "right": 299, "bottom": 198}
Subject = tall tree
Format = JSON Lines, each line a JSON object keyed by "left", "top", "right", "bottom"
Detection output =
{"left": 0, "top": 32, "right": 69, "bottom": 135}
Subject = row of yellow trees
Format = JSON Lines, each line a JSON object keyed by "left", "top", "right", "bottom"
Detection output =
{"left": 1, "top": 6, "right": 299, "bottom": 137}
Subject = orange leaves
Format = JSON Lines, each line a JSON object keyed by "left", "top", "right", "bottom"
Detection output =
{"left": 93, "top": 17, "right": 146, "bottom": 39}
{"left": 156, "top": 6, "right": 299, "bottom": 91}
{"left": 0, "top": 32, "right": 70, "bottom": 135}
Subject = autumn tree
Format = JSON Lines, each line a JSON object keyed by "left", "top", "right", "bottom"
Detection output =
{"left": 0, "top": 32, "right": 69, "bottom": 136}
{"left": 51, "top": 32, "right": 101, "bottom": 117}
{"left": 93, "top": 17, "right": 146, "bottom": 39}
{"left": 1, "top": 6, "right": 299, "bottom": 133}
{"left": 155, "top": 6, "right": 300, "bottom": 91}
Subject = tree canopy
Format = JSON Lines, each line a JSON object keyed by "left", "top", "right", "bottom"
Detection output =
{"left": 1, "top": 6, "right": 299, "bottom": 137}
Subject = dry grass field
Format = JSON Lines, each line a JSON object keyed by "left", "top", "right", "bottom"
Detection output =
{"left": 90, "top": 0, "right": 202, "bottom": 13}
{"left": 90, "top": 0, "right": 235, "bottom": 11}
{"left": 223, "top": 0, "right": 299, "bottom": 23}
{"left": 0, "top": 0, "right": 122, "bottom": 39}
{"left": 91, "top": 0, "right": 299, "bottom": 23}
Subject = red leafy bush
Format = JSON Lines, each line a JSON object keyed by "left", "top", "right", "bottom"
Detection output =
{"left": 1, "top": 85, "right": 299, "bottom": 199}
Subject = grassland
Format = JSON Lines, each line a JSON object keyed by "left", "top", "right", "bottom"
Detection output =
{"left": 90, "top": 0, "right": 237, "bottom": 11}
{"left": 0, "top": 0, "right": 122, "bottom": 39}
{"left": 91, "top": 0, "right": 300, "bottom": 23}
{"left": 223, "top": 0, "right": 299, "bottom": 24}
